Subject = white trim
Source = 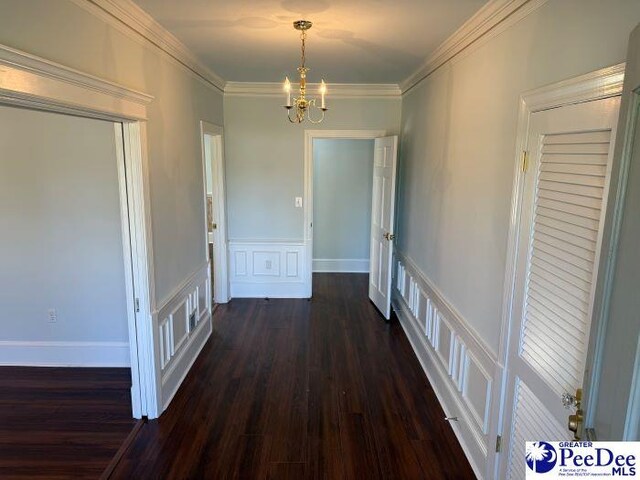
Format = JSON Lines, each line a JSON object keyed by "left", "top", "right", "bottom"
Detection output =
{"left": 224, "top": 82, "right": 401, "bottom": 98}
{"left": 312, "top": 258, "right": 370, "bottom": 273}
{"left": 0, "top": 44, "right": 152, "bottom": 120}
{"left": 624, "top": 334, "right": 640, "bottom": 440}
{"left": 0, "top": 341, "right": 130, "bottom": 367}
{"left": 304, "top": 130, "right": 386, "bottom": 297}
{"left": 228, "top": 241, "right": 307, "bottom": 298}
{"left": 70, "top": 0, "right": 225, "bottom": 92}
{"left": 497, "top": 64, "right": 625, "bottom": 474}
{"left": 0, "top": 43, "right": 158, "bottom": 419}
{"left": 401, "top": 0, "right": 549, "bottom": 93}
{"left": 200, "top": 121, "right": 230, "bottom": 304}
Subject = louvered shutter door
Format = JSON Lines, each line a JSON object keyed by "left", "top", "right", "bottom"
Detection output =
{"left": 520, "top": 130, "right": 612, "bottom": 397}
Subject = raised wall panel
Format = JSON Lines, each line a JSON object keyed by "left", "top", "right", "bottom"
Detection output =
{"left": 286, "top": 251, "right": 298, "bottom": 277}
{"left": 234, "top": 251, "right": 247, "bottom": 276}
{"left": 253, "top": 251, "right": 281, "bottom": 276}
{"left": 171, "top": 301, "right": 188, "bottom": 354}
{"left": 463, "top": 353, "right": 492, "bottom": 434}
{"left": 155, "top": 263, "right": 213, "bottom": 412}
{"left": 228, "top": 242, "right": 306, "bottom": 298}
{"left": 392, "top": 255, "right": 500, "bottom": 479}
{"left": 436, "top": 314, "right": 453, "bottom": 372}
{"left": 197, "top": 283, "right": 207, "bottom": 318}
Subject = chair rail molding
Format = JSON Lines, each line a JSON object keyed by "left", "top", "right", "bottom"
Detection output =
{"left": 69, "top": 0, "right": 225, "bottom": 92}
{"left": 401, "top": 0, "right": 549, "bottom": 93}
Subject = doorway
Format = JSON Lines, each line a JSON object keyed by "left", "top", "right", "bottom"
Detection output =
{"left": 304, "top": 130, "right": 398, "bottom": 319}
{"left": 201, "top": 121, "right": 229, "bottom": 305}
{"left": 312, "top": 138, "right": 375, "bottom": 274}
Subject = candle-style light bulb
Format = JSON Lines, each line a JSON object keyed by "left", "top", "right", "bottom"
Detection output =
{"left": 320, "top": 79, "right": 326, "bottom": 109}
{"left": 284, "top": 77, "right": 292, "bottom": 107}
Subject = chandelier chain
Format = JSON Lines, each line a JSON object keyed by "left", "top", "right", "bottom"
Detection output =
{"left": 300, "top": 30, "right": 306, "bottom": 69}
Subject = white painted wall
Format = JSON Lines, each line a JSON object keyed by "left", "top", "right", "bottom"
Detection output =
{"left": 224, "top": 96, "right": 401, "bottom": 242}
{"left": 0, "top": 106, "right": 128, "bottom": 360}
{"left": 397, "top": 0, "right": 640, "bottom": 354}
{"left": 313, "top": 139, "right": 374, "bottom": 266}
{"left": 0, "top": 0, "right": 224, "bottom": 307}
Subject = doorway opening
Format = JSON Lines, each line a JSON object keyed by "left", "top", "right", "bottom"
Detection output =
{"left": 304, "top": 130, "right": 398, "bottom": 319}
{"left": 201, "top": 121, "right": 229, "bottom": 305}
{"left": 312, "top": 138, "right": 375, "bottom": 275}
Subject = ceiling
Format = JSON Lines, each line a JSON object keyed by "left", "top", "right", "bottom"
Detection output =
{"left": 132, "top": 0, "right": 489, "bottom": 84}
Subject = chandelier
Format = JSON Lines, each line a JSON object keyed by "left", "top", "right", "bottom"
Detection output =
{"left": 283, "top": 20, "right": 327, "bottom": 124}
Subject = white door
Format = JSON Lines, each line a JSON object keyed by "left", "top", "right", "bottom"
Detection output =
{"left": 501, "top": 97, "right": 620, "bottom": 479}
{"left": 592, "top": 23, "right": 640, "bottom": 441}
{"left": 368, "top": 135, "right": 398, "bottom": 320}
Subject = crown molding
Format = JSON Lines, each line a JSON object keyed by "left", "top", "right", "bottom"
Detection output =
{"left": 224, "top": 82, "right": 401, "bottom": 99}
{"left": 70, "top": 0, "right": 226, "bottom": 92}
{"left": 401, "top": 0, "right": 549, "bottom": 94}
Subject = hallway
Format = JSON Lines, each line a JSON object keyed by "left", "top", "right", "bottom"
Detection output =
{"left": 111, "top": 274, "right": 475, "bottom": 479}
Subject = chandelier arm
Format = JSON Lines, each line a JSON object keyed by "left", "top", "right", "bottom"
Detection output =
{"left": 307, "top": 101, "right": 326, "bottom": 124}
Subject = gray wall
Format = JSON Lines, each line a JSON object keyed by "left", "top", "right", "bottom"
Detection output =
{"left": 224, "top": 95, "right": 401, "bottom": 241}
{"left": 0, "top": 0, "right": 224, "bottom": 306}
{"left": 313, "top": 139, "right": 374, "bottom": 260}
{"left": 0, "top": 106, "right": 128, "bottom": 343}
{"left": 397, "top": 0, "right": 640, "bottom": 354}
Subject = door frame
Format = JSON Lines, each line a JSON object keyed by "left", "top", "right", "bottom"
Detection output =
{"left": 0, "top": 44, "right": 160, "bottom": 418}
{"left": 495, "top": 63, "right": 625, "bottom": 475}
{"left": 200, "top": 121, "right": 230, "bottom": 304}
{"left": 303, "top": 129, "right": 386, "bottom": 297}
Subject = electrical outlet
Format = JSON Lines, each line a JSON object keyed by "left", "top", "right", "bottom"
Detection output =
{"left": 265, "top": 260, "right": 272, "bottom": 270}
{"left": 295, "top": 197, "right": 303, "bottom": 208}
{"left": 189, "top": 312, "right": 196, "bottom": 331}
{"left": 48, "top": 308, "right": 57, "bottom": 323}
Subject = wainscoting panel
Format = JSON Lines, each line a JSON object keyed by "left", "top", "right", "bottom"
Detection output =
{"left": 229, "top": 241, "right": 307, "bottom": 298}
{"left": 392, "top": 252, "right": 503, "bottom": 479}
{"left": 154, "top": 263, "right": 212, "bottom": 411}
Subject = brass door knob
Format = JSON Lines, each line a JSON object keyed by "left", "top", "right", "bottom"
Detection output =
{"left": 384, "top": 232, "right": 395, "bottom": 241}
{"left": 568, "top": 410, "right": 584, "bottom": 440}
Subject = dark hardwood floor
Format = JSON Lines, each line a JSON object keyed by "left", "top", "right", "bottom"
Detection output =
{"left": 111, "top": 273, "right": 476, "bottom": 479}
{"left": 0, "top": 367, "right": 137, "bottom": 479}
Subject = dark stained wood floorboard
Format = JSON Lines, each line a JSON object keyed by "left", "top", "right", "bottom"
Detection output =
{"left": 111, "top": 273, "right": 476, "bottom": 479}
{"left": 0, "top": 367, "right": 136, "bottom": 479}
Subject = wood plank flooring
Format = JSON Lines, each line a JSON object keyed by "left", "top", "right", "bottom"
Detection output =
{"left": 0, "top": 367, "right": 136, "bottom": 479}
{"left": 111, "top": 273, "right": 476, "bottom": 479}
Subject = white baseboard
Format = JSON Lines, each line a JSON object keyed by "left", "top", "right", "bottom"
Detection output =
{"left": 312, "top": 258, "right": 370, "bottom": 273}
{"left": 0, "top": 340, "right": 130, "bottom": 367}
{"left": 230, "top": 281, "right": 308, "bottom": 298}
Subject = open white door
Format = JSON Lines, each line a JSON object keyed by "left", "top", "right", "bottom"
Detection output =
{"left": 500, "top": 95, "right": 621, "bottom": 478}
{"left": 368, "top": 135, "right": 398, "bottom": 320}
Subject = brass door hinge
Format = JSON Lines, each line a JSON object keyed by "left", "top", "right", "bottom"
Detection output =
{"left": 522, "top": 151, "right": 529, "bottom": 173}
{"left": 495, "top": 435, "right": 502, "bottom": 453}
{"left": 135, "top": 298, "right": 140, "bottom": 313}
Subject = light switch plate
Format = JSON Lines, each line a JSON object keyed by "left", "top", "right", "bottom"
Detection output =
{"left": 295, "top": 197, "right": 303, "bottom": 208}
